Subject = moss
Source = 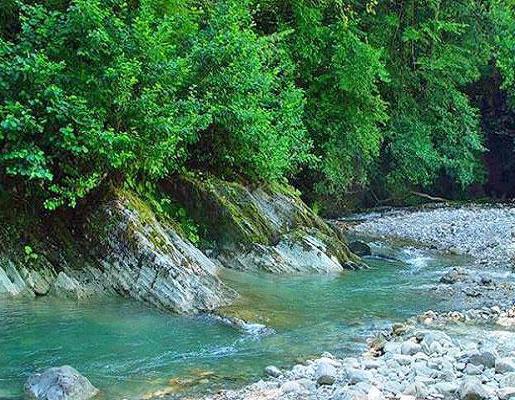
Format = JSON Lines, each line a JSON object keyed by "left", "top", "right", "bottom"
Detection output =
{"left": 163, "top": 173, "right": 276, "bottom": 246}
{"left": 160, "top": 173, "right": 359, "bottom": 268}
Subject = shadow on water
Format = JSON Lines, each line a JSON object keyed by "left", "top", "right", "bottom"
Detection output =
{"left": 0, "top": 241, "right": 469, "bottom": 399}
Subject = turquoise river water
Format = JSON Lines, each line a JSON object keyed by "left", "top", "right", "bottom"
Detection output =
{"left": 0, "top": 240, "right": 468, "bottom": 399}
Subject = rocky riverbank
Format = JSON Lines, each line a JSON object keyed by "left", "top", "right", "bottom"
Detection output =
{"left": 189, "top": 204, "right": 515, "bottom": 400}
{"left": 348, "top": 204, "right": 515, "bottom": 266}
{"left": 197, "top": 305, "right": 515, "bottom": 400}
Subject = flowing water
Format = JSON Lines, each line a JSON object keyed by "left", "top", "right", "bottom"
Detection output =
{"left": 0, "top": 240, "right": 469, "bottom": 399}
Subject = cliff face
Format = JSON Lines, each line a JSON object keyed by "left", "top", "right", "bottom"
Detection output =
{"left": 164, "top": 174, "right": 362, "bottom": 273}
{"left": 0, "top": 190, "right": 235, "bottom": 313}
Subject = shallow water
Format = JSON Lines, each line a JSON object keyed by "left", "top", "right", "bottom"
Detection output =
{"left": 0, "top": 241, "right": 468, "bottom": 399}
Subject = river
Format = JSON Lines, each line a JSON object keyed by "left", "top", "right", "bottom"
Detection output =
{"left": 0, "top": 240, "right": 469, "bottom": 399}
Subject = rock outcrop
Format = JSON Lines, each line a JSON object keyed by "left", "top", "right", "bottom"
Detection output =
{"left": 163, "top": 174, "right": 362, "bottom": 273}
{"left": 0, "top": 189, "right": 235, "bottom": 313}
{"left": 25, "top": 366, "right": 98, "bottom": 400}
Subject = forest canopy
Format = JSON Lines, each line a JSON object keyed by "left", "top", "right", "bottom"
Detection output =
{"left": 0, "top": 0, "right": 514, "bottom": 210}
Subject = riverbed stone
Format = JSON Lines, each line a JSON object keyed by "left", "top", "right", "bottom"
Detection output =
{"left": 498, "top": 387, "right": 515, "bottom": 400}
{"left": 316, "top": 361, "right": 337, "bottom": 385}
{"left": 467, "top": 350, "right": 497, "bottom": 368}
{"left": 459, "top": 377, "right": 490, "bottom": 400}
{"left": 264, "top": 366, "right": 282, "bottom": 378}
{"left": 367, "top": 386, "right": 382, "bottom": 400}
{"left": 500, "top": 372, "right": 515, "bottom": 387}
{"left": 435, "top": 381, "right": 459, "bottom": 398}
{"left": 25, "top": 366, "right": 98, "bottom": 400}
{"left": 497, "top": 358, "right": 515, "bottom": 373}
{"left": 465, "top": 363, "right": 484, "bottom": 375}
{"left": 346, "top": 368, "right": 371, "bottom": 384}
{"left": 401, "top": 340, "right": 422, "bottom": 356}
{"left": 281, "top": 380, "right": 305, "bottom": 394}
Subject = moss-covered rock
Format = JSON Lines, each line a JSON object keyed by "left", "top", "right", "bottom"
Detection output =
{"left": 163, "top": 174, "right": 362, "bottom": 273}
{"left": 0, "top": 189, "right": 236, "bottom": 313}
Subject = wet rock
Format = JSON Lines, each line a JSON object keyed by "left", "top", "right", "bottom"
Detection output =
{"left": 264, "top": 366, "right": 281, "bottom": 378}
{"left": 0, "top": 190, "right": 236, "bottom": 313}
{"left": 25, "top": 366, "right": 98, "bottom": 400}
{"left": 348, "top": 241, "right": 371, "bottom": 256}
{"left": 51, "top": 272, "right": 85, "bottom": 299}
{"left": 392, "top": 322, "right": 410, "bottom": 336}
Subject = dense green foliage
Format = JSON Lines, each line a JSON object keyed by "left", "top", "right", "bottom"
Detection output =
{"left": 0, "top": 0, "right": 514, "bottom": 209}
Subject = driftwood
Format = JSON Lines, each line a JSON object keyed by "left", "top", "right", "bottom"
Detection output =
{"left": 410, "top": 191, "right": 449, "bottom": 202}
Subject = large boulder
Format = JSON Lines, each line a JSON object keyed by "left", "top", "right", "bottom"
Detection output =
{"left": 25, "top": 366, "right": 98, "bottom": 400}
{"left": 163, "top": 174, "right": 362, "bottom": 273}
{"left": 0, "top": 189, "right": 235, "bottom": 313}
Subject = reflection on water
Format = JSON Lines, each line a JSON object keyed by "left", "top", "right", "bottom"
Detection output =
{"left": 0, "top": 242, "right": 468, "bottom": 399}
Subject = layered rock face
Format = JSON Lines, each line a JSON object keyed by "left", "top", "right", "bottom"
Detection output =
{"left": 0, "top": 190, "right": 235, "bottom": 313}
{"left": 164, "top": 174, "right": 361, "bottom": 273}
{"left": 0, "top": 175, "right": 361, "bottom": 311}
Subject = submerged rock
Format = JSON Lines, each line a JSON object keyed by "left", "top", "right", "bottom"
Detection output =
{"left": 164, "top": 174, "right": 362, "bottom": 273}
{"left": 25, "top": 366, "right": 98, "bottom": 400}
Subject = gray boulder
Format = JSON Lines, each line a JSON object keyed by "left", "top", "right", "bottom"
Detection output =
{"left": 25, "top": 366, "right": 98, "bottom": 400}
{"left": 467, "top": 350, "right": 497, "bottom": 368}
